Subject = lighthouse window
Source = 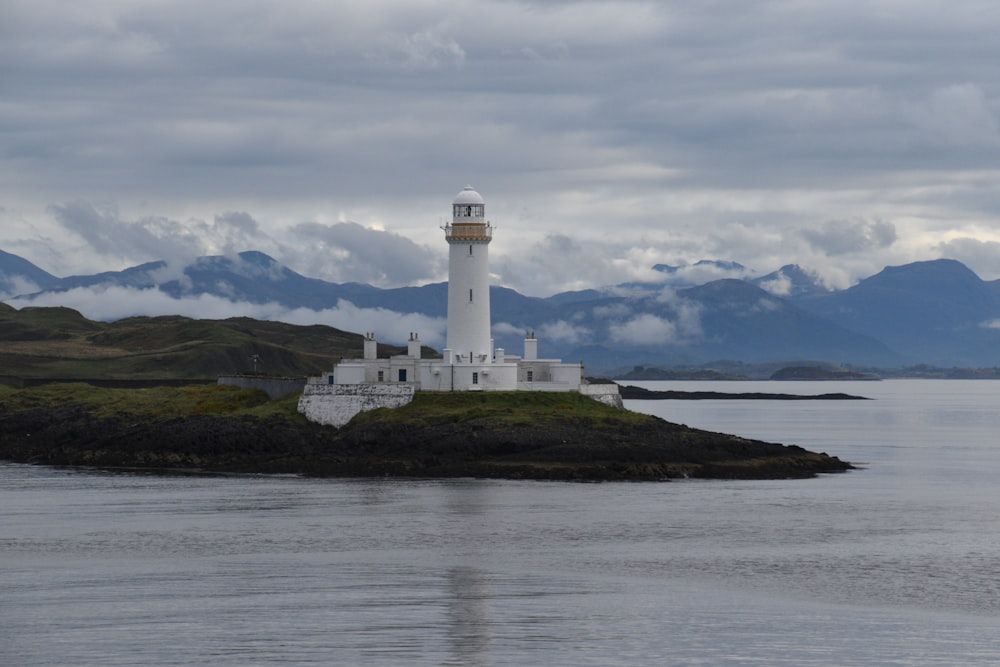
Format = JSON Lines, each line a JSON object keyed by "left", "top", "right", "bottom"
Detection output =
{"left": 469, "top": 288, "right": 473, "bottom": 302}
{"left": 455, "top": 204, "right": 484, "bottom": 218}
{"left": 469, "top": 245, "right": 473, "bottom": 256}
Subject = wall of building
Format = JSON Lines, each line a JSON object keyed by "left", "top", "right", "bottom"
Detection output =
{"left": 298, "top": 383, "right": 415, "bottom": 427}
{"left": 516, "top": 360, "right": 583, "bottom": 388}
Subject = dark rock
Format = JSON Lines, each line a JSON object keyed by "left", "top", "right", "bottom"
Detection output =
{"left": 0, "top": 404, "right": 852, "bottom": 481}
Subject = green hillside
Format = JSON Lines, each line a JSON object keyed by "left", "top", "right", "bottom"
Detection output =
{"left": 0, "top": 304, "right": 416, "bottom": 381}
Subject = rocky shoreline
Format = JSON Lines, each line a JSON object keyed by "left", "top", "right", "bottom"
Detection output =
{"left": 0, "top": 402, "right": 852, "bottom": 482}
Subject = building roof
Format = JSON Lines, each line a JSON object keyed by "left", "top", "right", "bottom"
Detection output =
{"left": 453, "top": 185, "right": 485, "bottom": 205}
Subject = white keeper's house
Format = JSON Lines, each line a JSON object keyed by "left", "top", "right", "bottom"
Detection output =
{"left": 298, "top": 186, "right": 620, "bottom": 426}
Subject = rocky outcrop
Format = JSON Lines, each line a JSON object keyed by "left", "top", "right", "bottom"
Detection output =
{"left": 0, "top": 404, "right": 851, "bottom": 481}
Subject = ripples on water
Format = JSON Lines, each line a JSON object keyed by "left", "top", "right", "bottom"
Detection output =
{"left": 2, "top": 380, "right": 1000, "bottom": 665}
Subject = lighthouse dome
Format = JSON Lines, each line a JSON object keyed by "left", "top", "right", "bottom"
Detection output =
{"left": 453, "top": 185, "right": 485, "bottom": 205}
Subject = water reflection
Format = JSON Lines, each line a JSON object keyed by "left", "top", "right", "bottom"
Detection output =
{"left": 442, "top": 481, "right": 496, "bottom": 664}
{"left": 446, "top": 566, "right": 493, "bottom": 666}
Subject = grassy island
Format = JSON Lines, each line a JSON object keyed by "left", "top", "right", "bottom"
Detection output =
{"left": 0, "top": 383, "right": 851, "bottom": 481}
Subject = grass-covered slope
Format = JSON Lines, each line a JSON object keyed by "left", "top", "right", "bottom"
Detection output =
{"left": 0, "top": 384, "right": 851, "bottom": 481}
{"left": 0, "top": 305, "right": 412, "bottom": 380}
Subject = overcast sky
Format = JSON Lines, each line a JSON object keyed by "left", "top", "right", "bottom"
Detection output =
{"left": 3, "top": 0, "right": 1000, "bottom": 299}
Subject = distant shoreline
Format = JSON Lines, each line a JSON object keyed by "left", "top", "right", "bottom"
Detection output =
{"left": 618, "top": 384, "right": 870, "bottom": 401}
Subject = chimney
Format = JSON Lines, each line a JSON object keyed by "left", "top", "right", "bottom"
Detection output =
{"left": 523, "top": 331, "right": 537, "bottom": 361}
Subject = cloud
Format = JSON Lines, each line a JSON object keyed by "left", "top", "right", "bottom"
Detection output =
{"left": 758, "top": 273, "right": 793, "bottom": 296}
{"left": 377, "top": 30, "right": 466, "bottom": 69}
{"left": 650, "top": 260, "right": 755, "bottom": 287}
{"left": 48, "top": 201, "right": 203, "bottom": 266}
{"left": 6, "top": 0, "right": 1000, "bottom": 295}
{"left": 906, "top": 84, "right": 1000, "bottom": 148}
{"left": 539, "top": 319, "right": 590, "bottom": 345}
{"left": 751, "top": 297, "right": 782, "bottom": 313}
{"left": 493, "top": 233, "right": 631, "bottom": 295}
{"left": 593, "top": 302, "right": 632, "bottom": 318}
{"left": 609, "top": 314, "right": 678, "bottom": 346}
{"left": 654, "top": 289, "right": 704, "bottom": 338}
{"left": 491, "top": 321, "right": 524, "bottom": 338}
{"left": 6, "top": 286, "right": 446, "bottom": 346}
{"left": 46, "top": 202, "right": 280, "bottom": 273}
{"left": 800, "top": 219, "right": 897, "bottom": 256}
{"left": 0, "top": 275, "right": 42, "bottom": 300}
{"left": 935, "top": 237, "right": 1000, "bottom": 280}
{"left": 288, "top": 221, "right": 442, "bottom": 286}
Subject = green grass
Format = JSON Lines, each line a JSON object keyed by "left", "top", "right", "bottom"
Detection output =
{"left": 350, "top": 390, "right": 653, "bottom": 428}
{"left": 0, "top": 381, "right": 641, "bottom": 431}
{"left": 0, "top": 383, "right": 280, "bottom": 419}
{"left": 239, "top": 392, "right": 311, "bottom": 423}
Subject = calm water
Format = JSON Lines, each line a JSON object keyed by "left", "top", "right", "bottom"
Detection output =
{"left": 2, "top": 380, "right": 1000, "bottom": 665}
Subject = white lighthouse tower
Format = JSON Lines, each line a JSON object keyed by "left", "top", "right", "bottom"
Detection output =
{"left": 443, "top": 185, "right": 493, "bottom": 365}
{"left": 297, "top": 185, "right": 614, "bottom": 425}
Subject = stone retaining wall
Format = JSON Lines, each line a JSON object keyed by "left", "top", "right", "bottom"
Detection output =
{"left": 298, "top": 383, "right": 416, "bottom": 427}
{"left": 580, "top": 383, "right": 624, "bottom": 409}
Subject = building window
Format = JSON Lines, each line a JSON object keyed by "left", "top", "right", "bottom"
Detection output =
{"left": 398, "top": 369, "right": 407, "bottom": 382}
{"left": 472, "top": 372, "right": 479, "bottom": 385}
{"left": 454, "top": 204, "right": 484, "bottom": 218}
{"left": 527, "top": 370, "right": 533, "bottom": 382}
{"left": 377, "top": 370, "right": 384, "bottom": 382}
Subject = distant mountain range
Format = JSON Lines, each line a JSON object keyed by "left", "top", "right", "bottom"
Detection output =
{"left": 3, "top": 248, "right": 1000, "bottom": 370}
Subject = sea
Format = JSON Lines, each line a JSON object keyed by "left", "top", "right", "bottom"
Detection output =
{"left": 2, "top": 379, "right": 999, "bottom": 666}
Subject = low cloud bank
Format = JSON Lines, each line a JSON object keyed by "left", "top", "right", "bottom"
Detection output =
{"left": 5, "top": 286, "right": 446, "bottom": 347}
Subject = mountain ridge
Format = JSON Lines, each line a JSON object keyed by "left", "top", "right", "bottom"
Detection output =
{"left": 4, "top": 249, "right": 999, "bottom": 369}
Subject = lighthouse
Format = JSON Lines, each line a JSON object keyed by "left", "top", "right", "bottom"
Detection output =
{"left": 298, "top": 184, "right": 611, "bottom": 426}
{"left": 443, "top": 185, "right": 493, "bottom": 364}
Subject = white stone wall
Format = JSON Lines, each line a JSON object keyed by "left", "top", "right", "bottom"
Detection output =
{"left": 550, "top": 363, "right": 584, "bottom": 385}
{"left": 516, "top": 381, "right": 574, "bottom": 391}
{"left": 331, "top": 362, "right": 368, "bottom": 384}
{"left": 298, "top": 383, "right": 415, "bottom": 427}
{"left": 580, "top": 383, "right": 624, "bottom": 409}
